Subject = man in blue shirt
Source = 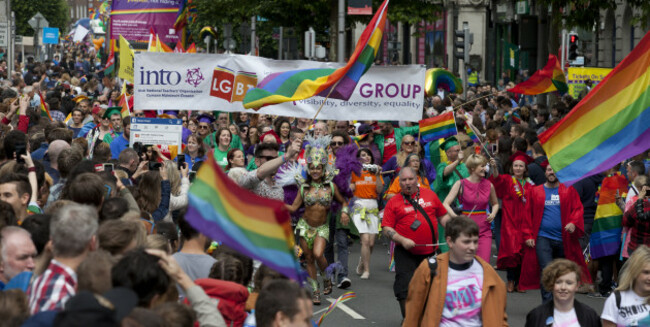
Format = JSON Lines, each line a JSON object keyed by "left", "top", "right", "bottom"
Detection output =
{"left": 110, "top": 117, "right": 130, "bottom": 160}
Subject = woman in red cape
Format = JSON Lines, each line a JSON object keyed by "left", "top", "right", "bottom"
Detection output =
{"left": 519, "top": 182, "right": 592, "bottom": 291}
{"left": 489, "top": 153, "right": 534, "bottom": 292}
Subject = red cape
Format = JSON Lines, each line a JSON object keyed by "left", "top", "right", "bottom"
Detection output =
{"left": 490, "top": 174, "right": 533, "bottom": 269}
{"left": 519, "top": 183, "right": 592, "bottom": 290}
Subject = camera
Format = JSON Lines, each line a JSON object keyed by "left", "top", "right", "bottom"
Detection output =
{"left": 363, "top": 164, "right": 379, "bottom": 173}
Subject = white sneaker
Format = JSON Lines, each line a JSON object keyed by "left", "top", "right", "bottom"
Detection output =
{"left": 337, "top": 277, "right": 351, "bottom": 289}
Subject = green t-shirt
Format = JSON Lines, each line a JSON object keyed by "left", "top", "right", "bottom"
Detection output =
{"left": 213, "top": 148, "right": 229, "bottom": 169}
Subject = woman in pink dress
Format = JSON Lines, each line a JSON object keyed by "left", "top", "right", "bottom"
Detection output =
{"left": 443, "top": 154, "right": 499, "bottom": 262}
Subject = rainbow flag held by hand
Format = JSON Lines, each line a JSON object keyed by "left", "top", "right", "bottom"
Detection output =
{"left": 507, "top": 55, "right": 567, "bottom": 95}
{"left": 186, "top": 153, "right": 302, "bottom": 281}
{"left": 590, "top": 173, "right": 628, "bottom": 259}
{"left": 243, "top": 0, "right": 389, "bottom": 109}
{"left": 419, "top": 111, "right": 457, "bottom": 143}
{"left": 38, "top": 92, "right": 52, "bottom": 121}
{"left": 540, "top": 31, "right": 650, "bottom": 186}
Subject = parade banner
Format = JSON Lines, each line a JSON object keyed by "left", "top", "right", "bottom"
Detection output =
{"left": 134, "top": 52, "right": 425, "bottom": 122}
{"left": 110, "top": 0, "right": 181, "bottom": 45}
{"left": 566, "top": 67, "right": 612, "bottom": 99}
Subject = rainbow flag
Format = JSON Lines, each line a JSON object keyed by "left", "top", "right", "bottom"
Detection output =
{"left": 540, "top": 31, "right": 650, "bottom": 186}
{"left": 507, "top": 55, "right": 567, "bottom": 95}
{"left": 186, "top": 152, "right": 302, "bottom": 281}
{"left": 243, "top": 0, "right": 389, "bottom": 109}
{"left": 504, "top": 111, "right": 522, "bottom": 123}
{"left": 424, "top": 68, "right": 463, "bottom": 96}
{"left": 464, "top": 121, "right": 479, "bottom": 143}
{"left": 38, "top": 92, "right": 52, "bottom": 121}
{"left": 419, "top": 111, "right": 457, "bottom": 143}
{"left": 590, "top": 173, "right": 628, "bottom": 259}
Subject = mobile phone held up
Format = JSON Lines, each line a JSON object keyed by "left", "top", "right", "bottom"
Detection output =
{"left": 177, "top": 156, "right": 185, "bottom": 170}
{"left": 15, "top": 144, "right": 26, "bottom": 164}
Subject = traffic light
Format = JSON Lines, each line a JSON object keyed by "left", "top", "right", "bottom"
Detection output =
{"left": 568, "top": 33, "right": 579, "bottom": 60}
{"left": 454, "top": 29, "right": 470, "bottom": 62}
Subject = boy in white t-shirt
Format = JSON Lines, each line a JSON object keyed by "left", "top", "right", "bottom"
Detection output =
{"left": 403, "top": 216, "right": 508, "bottom": 327}
{"left": 601, "top": 245, "right": 650, "bottom": 327}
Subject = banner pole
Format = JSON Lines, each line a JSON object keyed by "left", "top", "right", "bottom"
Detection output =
{"left": 311, "top": 79, "right": 343, "bottom": 122}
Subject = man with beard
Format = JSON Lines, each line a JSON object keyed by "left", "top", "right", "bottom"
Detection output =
{"left": 519, "top": 164, "right": 591, "bottom": 302}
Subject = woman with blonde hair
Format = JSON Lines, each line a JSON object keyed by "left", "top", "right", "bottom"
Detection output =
{"left": 382, "top": 134, "right": 436, "bottom": 184}
{"left": 443, "top": 153, "right": 499, "bottom": 262}
{"left": 161, "top": 160, "right": 189, "bottom": 222}
{"left": 601, "top": 245, "right": 650, "bottom": 326}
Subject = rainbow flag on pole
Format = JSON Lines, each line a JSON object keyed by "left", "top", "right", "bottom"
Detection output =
{"left": 540, "top": 31, "right": 650, "bottom": 186}
{"left": 589, "top": 173, "right": 628, "bottom": 259}
{"left": 186, "top": 153, "right": 302, "bottom": 281}
{"left": 464, "top": 121, "right": 480, "bottom": 143}
{"left": 419, "top": 111, "right": 457, "bottom": 143}
{"left": 507, "top": 55, "right": 567, "bottom": 95}
{"left": 242, "top": 0, "right": 389, "bottom": 109}
{"left": 37, "top": 92, "right": 52, "bottom": 121}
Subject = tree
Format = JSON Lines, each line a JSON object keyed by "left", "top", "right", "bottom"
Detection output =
{"left": 12, "top": 0, "right": 69, "bottom": 36}
{"left": 188, "top": 0, "right": 442, "bottom": 60}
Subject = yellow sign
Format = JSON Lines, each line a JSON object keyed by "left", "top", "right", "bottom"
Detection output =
{"left": 118, "top": 35, "right": 134, "bottom": 83}
{"left": 567, "top": 67, "right": 612, "bottom": 99}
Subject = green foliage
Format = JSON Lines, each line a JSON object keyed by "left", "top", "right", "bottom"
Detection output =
{"left": 187, "top": 0, "right": 443, "bottom": 57}
{"left": 12, "top": 0, "right": 69, "bottom": 36}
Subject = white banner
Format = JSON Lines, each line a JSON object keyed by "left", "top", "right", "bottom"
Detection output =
{"left": 134, "top": 53, "right": 425, "bottom": 122}
{"left": 72, "top": 25, "right": 88, "bottom": 43}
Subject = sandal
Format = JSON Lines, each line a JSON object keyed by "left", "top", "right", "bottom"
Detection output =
{"left": 323, "top": 279, "right": 333, "bottom": 295}
{"left": 312, "top": 290, "right": 321, "bottom": 305}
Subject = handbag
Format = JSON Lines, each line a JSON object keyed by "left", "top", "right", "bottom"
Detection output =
{"left": 448, "top": 169, "right": 464, "bottom": 215}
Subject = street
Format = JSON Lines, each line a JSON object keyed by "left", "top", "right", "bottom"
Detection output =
{"left": 317, "top": 238, "right": 607, "bottom": 326}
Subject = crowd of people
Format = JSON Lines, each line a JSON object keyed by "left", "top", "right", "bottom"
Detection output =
{"left": 0, "top": 46, "right": 648, "bottom": 327}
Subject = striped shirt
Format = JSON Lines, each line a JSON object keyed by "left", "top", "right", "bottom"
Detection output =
{"left": 27, "top": 259, "right": 77, "bottom": 314}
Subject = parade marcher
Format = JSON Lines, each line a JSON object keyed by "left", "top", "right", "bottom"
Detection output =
{"left": 373, "top": 121, "right": 419, "bottom": 165}
{"left": 403, "top": 216, "right": 507, "bottom": 326}
{"left": 225, "top": 148, "right": 245, "bottom": 172}
{"left": 110, "top": 116, "right": 130, "bottom": 160}
{"left": 622, "top": 182, "right": 650, "bottom": 254}
{"left": 519, "top": 165, "right": 591, "bottom": 302}
{"left": 385, "top": 153, "right": 431, "bottom": 200}
{"left": 239, "top": 139, "right": 300, "bottom": 201}
{"left": 443, "top": 154, "right": 499, "bottom": 262}
{"left": 625, "top": 160, "right": 646, "bottom": 206}
{"left": 354, "top": 124, "right": 382, "bottom": 166}
{"left": 86, "top": 107, "right": 119, "bottom": 158}
{"left": 212, "top": 128, "right": 235, "bottom": 169}
{"left": 381, "top": 167, "right": 449, "bottom": 318}
{"left": 350, "top": 148, "right": 383, "bottom": 279}
{"left": 382, "top": 134, "right": 436, "bottom": 186}
{"left": 489, "top": 153, "right": 534, "bottom": 292}
{"left": 183, "top": 134, "right": 207, "bottom": 172}
{"left": 601, "top": 245, "right": 650, "bottom": 327}
{"left": 525, "top": 259, "right": 601, "bottom": 327}
{"left": 285, "top": 136, "right": 350, "bottom": 305}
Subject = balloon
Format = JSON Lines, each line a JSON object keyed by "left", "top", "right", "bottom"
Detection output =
{"left": 424, "top": 68, "right": 463, "bottom": 96}
{"left": 93, "top": 37, "right": 105, "bottom": 52}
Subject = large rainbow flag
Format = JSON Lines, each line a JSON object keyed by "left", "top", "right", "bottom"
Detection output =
{"left": 540, "top": 31, "right": 650, "bottom": 186}
{"left": 186, "top": 153, "right": 302, "bottom": 281}
{"left": 507, "top": 54, "right": 567, "bottom": 95}
{"left": 590, "top": 173, "right": 628, "bottom": 259}
{"left": 419, "top": 111, "right": 457, "bottom": 143}
{"left": 242, "top": 0, "right": 389, "bottom": 109}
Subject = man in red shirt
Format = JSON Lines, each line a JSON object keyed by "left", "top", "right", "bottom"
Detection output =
{"left": 382, "top": 167, "right": 450, "bottom": 318}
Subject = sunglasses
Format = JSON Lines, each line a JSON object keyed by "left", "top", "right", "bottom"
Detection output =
{"left": 258, "top": 155, "right": 278, "bottom": 161}
{"left": 199, "top": 125, "right": 210, "bottom": 129}
{"left": 330, "top": 141, "right": 344, "bottom": 146}
{"left": 403, "top": 141, "right": 416, "bottom": 145}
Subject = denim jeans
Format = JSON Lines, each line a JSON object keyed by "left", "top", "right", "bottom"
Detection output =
{"left": 536, "top": 236, "right": 565, "bottom": 302}
{"left": 334, "top": 228, "right": 350, "bottom": 282}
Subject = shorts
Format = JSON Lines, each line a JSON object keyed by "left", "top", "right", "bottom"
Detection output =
{"left": 296, "top": 218, "right": 329, "bottom": 249}
{"left": 352, "top": 198, "right": 380, "bottom": 234}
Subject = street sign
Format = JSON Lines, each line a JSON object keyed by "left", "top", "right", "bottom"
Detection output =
{"left": 0, "top": 22, "right": 7, "bottom": 47}
{"left": 42, "top": 27, "right": 59, "bottom": 44}
{"left": 28, "top": 12, "right": 48, "bottom": 30}
{"left": 14, "top": 35, "right": 22, "bottom": 44}
{"left": 223, "top": 38, "right": 237, "bottom": 51}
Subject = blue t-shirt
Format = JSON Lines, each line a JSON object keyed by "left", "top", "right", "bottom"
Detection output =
{"left": 539, "top": 186, "right": 562, "bottom": 241}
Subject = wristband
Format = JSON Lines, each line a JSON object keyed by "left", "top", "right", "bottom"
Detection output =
{"left": 28, "top": 167, "right": 36, "bottom": 173}
{"left": 281, "top": 153, "right": 287, "bottom": 163}
{"left": 341, "top": 206, "right": 349, "bottom": 215}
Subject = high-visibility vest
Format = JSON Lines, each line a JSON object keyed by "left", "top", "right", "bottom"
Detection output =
{"left": 468, "top": 71, "right": 479, "bottom": 85}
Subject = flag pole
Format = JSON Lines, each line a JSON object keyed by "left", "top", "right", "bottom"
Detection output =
{"left": 311, "top": 79, "right": 343, "bottom": 123}
{"left": 453, "top": 91, "right": 499, "bottom": 110}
